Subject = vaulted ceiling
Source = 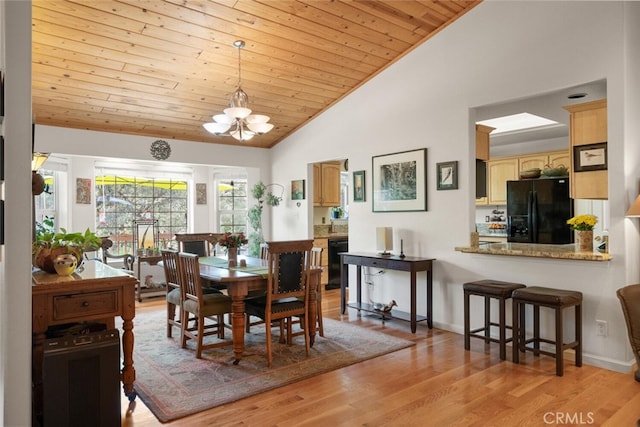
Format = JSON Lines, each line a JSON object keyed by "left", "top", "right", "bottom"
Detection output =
{"left": 32, "top": 0, "right": 480, "bottom": 149}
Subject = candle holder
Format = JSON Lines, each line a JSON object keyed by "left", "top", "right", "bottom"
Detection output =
{"left": 399, "top": 239, "right": 406, "bottom": 258}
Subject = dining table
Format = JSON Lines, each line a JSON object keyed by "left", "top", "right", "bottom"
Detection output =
{"left": 198, "top": 255, "right": 320, "bottom": 364}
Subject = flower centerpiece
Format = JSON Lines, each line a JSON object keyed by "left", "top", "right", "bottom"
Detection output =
{"left": 218, "top": 232, "right": 248, "bottom": 264}
{"left": 566, "top": 214, "right": 598, "bottom": 231}
{"left": 567, "top": 214, "right": 598, "bottom": 252}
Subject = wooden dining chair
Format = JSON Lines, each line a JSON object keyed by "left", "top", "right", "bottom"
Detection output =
{"left": 161, "top": 249, "right": 182, "bottom": 338}
{"left": 260, "top": 242, "right": 269, "bottom": 259}
{"left": 178, "top": 252, "right": 233, "bottom": 358}
{"left": 174, "top": 233, "right": 222, "bottom": 257}
{"left": 310, "top": 246, "right": 325, "bottom": 337}
{"left": 245, "top": 240, "right": 313, "bottom": 367}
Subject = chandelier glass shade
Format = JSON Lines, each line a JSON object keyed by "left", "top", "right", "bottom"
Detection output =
{"left": 203, "top": 41, "right": 274, "bottom": 141}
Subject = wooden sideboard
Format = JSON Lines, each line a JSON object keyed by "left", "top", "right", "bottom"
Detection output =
{"left": 32, "top": 260, "right": 137, "bottom": 419}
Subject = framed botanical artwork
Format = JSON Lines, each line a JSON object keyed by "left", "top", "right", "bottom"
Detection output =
{"left": 291, "top": 179, "right": 305, "bottom": 200}
{"left": 133, "top": 219, "right": 159, "bottom": 251}
{"left": 76, "top": 178, "right": 92, "bottom": 204}
{"left": 436, "top": 161, "right": 458, "bottom": 190}
{"left": 574, "top": 142, "right": 607, "bottom": 172}
{"left": 353, "top": 170, "right": 365, "bottom": 202}
{"left": 195, "top": 183, "right": 207, "bottom": 204}
{"left": 372, "top": 148, "right": 427, "bottom": 212}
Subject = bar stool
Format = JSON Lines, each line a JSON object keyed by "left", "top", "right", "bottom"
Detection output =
{"left": 512, "top": 286, "right": 583, "bottom": 376}
{"left": 464, "top": 280, "right": 526, "bottom": 360}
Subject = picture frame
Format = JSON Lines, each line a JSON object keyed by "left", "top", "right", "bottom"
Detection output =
{"left": 436, "top": 161, "right": 458, "bottom": 190}
{"left": 353, "top": 170, "right": 365, "bottom": 202}
{"left": 195, "top": 183, "right": 207, "bottom": 205}
{"left": 372, "top": 148, "right": 427, "bottom": 212}
{"left": 573, "top": 142, "right": 607, "bottom": 172}
{"left": 291, "top": 179, "right": 305, "bottom": 200}
{"left": 133, "top": 219, "right": 159, "bottom": 251}
{"left": 75, "top": 177, "right": 92, "bottom": 204}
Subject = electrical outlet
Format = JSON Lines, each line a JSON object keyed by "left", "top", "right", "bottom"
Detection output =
{"left": 596, "top": 320, "right": 607, "bottom": 336}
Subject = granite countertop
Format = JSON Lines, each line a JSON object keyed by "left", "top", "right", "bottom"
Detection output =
{"left": 314, "top": 232, "right": 349, "bottom": 239}
{"left": 455, "top": 242, "right": 611, "bottom": 261}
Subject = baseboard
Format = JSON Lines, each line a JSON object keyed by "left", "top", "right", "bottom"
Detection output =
{"left": 434, "top": 321, "right": 636, "bottom": 374}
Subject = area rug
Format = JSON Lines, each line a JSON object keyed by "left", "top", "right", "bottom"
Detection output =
{"left": 129, "top": 309, "right": 415, "bottom": 423}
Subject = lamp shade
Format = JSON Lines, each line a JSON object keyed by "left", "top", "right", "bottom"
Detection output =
{"left": 32, "top": 152, "right": 49, "bottom": 171}
{"left": 626, "top": 195, "right": 640, "bottom": 217}
{"left": 376, "top": 227, "right": 393, "bottom": 254}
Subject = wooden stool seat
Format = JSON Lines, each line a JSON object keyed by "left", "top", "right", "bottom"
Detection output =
{"left": 464, "top": 280, "right": 526, "bottom": 360}
{"left": 512, "top": 286, "right": 583, "bottom": 376}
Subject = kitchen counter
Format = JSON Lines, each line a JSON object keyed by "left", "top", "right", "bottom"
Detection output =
{"left": 314, "top": 232, "right": 349, "bottom": 239}
{"left": 455, "top": 241, "right": 611, "bottom": 261}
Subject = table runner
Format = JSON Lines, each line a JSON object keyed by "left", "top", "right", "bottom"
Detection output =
{"left": 199, "top": 256, "right": 269, "bottom": 278}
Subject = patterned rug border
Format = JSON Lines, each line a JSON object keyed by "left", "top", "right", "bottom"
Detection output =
{"left": 129, "top": 309, "right": 415, "bottom": 423}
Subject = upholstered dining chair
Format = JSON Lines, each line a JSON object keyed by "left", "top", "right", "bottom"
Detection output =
{"left": 174, "top": 232, "right": 222, "bottom": 257}
{"left": 616, "top": 284, "right": 640, "bottom": 382}
{"left": 178, "top": 252, "right": 233, "bottom": 358}
{"left": 245, "top": 240, "right": 313, "bottom": 367}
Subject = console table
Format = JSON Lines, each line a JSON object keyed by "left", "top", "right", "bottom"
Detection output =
{"left": 340, "top": 252, "right": 435, "bottom": 332}
{"left": 32, "top": 260, "right": 137, "bottom": 419}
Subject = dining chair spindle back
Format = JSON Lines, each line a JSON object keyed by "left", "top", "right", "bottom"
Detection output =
{"left": 178, "top": 252, "right": 233, "bottom": 358}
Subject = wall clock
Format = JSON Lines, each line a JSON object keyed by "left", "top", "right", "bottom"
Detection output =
{"left": 150, "top": 140, "right": 171, "bottom": 160}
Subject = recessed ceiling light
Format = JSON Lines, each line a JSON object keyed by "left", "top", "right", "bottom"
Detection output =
{"left": 477, "top": 113, "right": 559, "bottom": 135}
{"left": 568, "top": 93, "right": 587, "bottom": 99}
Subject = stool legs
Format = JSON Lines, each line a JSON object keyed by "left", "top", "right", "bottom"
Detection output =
{"left": 464, "top": 291, "right": 511, "bottom": 360}
{"left": 512, "top": 299, "right": 582, "bottom": 376}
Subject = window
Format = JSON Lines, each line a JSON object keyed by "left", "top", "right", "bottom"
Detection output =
{"left": 217, "top": 179, "right": 247, "bottom": 234}
{"left": 95, "top": 175, "right": 188, "bottom": 253}
{"left": 34, "top": 169, "right": 58, "bottom": 228}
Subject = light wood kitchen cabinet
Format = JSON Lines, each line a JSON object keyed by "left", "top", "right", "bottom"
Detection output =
{"left": 312, "top": 238, "right": 329, "bottom": 286}
{"left": 487, "top": 158, "right": 518, "bottom": 205}
{"left": 548, "top": 151, "right": 571, "bottom": 171}
{"left": 313, "top": 162, "right": 341, "bottom": 206}
{"left": 564, "top": 99, "right": 608, "bottom": 199}
{"left": 518, "top": 154, "right": 548, "bottom": 171}
{"left": 519, "top": 150, "right": 571, "bottom": 174}
{"left": 475, "top": 124, "right": 494, "bottom": 161}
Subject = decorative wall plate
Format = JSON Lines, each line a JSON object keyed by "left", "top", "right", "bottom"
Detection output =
{"left": 150, "top": 140, "right": 171, "bottom": 160}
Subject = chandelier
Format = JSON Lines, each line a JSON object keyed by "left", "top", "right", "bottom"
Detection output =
{"left": 203, "top": 40, "right": 274, "bottom": 141}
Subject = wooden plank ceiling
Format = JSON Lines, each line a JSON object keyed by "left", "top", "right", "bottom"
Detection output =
{"left": 32, "top": 0, "right": 480, "bottom": 149}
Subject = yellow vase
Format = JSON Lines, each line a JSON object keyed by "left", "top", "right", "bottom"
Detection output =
{"left": 575, "top": 230, "right": 593, "bottom": 252}
{"left": 53, "top": 253, "right": 78, "bottom": 276}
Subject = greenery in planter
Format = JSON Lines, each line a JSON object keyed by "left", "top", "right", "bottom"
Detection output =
{"left": 33, "top": 216, "right": 102, "bottom": 273}
{"left": 247, "top": 181, "right": 283, "bottom": 257}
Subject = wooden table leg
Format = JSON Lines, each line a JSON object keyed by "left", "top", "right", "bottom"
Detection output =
{"left": 121, "top": 285, "right": 136, "bottom": 401}
{"left": 227, "top": 282, "right": 248, "bottom": 364}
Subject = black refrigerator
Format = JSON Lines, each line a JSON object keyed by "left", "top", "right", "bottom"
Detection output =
{"left": 506, "top": 178, "right": 574, "bottom": 244}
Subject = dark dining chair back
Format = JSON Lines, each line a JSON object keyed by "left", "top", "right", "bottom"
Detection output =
{"left": 245, "top": 239, "right": 313, "bottom": 367}
{"left": 174, "top": 233, "right": 222, "bottom": 257}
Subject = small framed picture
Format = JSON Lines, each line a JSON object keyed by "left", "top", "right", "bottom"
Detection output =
{"left": 76, "top": 177, "right": 92, "bottom": 204}
{"left": 436, "top": 161, "right": 458, "bottom": 190}
{"left": 574, "top": 142, "right": 607, "bottom": 172}
{"left": 353, "top": 170, "right": 365, "bottom": 202}
{"left": 291, "top": 179, "right": 305, "bottom": 200}
{"left": 195, "top": 183, "right": 207, "bottom": 204}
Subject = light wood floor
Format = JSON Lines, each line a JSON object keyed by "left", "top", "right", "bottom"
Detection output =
{"left": 122, "top": 289, "right": 640, "bottom": 426}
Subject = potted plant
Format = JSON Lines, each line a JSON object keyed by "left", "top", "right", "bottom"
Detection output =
{"left": 247, "top": 181, "right": 283, "bottom": 257}
{"left": 33, "top": 217, "right": 102, "bottom": 273}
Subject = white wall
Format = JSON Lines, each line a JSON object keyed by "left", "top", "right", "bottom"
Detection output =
{"left": 271, "top": 2, "right": 639, "bottom": 373}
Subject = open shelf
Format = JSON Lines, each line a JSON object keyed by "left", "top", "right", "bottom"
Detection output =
{"left": 347, "top": 302, "right": 428, "bottom": 323}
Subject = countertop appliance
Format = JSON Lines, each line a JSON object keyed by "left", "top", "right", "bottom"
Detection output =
{"left": 507, "top": 177, "right": 574, "bottom": 244}
{"left": 327, "top": 238, "right": 348, "bottom": 289}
